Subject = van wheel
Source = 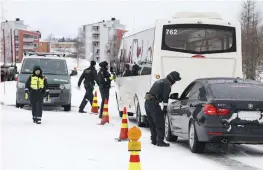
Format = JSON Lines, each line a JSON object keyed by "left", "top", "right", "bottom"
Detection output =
{"left": 189, "top": 121, "right": 205, "bottom": 153}
{"left": 135, "top": 102, "right": 144, "bottom": 127}
{"left": 115, "top": 93, "right": 123, "bottom": 117}
{"left": 165, "top": 115, "right": 178, "bottom": 142}
{"left": 16, "top": 101, "right": 24, "bottom": 108}
{"left": 63, "top": 103, "right": 71, "bottom": 111}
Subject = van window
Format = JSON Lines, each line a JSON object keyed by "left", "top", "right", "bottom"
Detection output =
{"left": 21, "top": 58, "right": 68, "bottom": 75}
{"left": 162, "top": 24, "right": 236, "bottom": 54}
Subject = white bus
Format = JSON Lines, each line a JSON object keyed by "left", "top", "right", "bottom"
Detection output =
{"left": 114, "top": 12, "right": 242, "bottom": 127}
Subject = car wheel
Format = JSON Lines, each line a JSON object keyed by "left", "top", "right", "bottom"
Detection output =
{"left": 188, "top": 121, "right": 205, "bottom": 153}
{"left": 136, "top": 102, "right": 144, "bottom": 127}
{"left": 63, "top": 103, "right": 71, "bottom": 111}
{"left": 115, "top": 93, "right": 123, "bottom": 117}
{"left": 165, "top": 115, "right": 178, "bottom": 142}
{"left": 16, "top": 101, "right": 24, "bottom": 108}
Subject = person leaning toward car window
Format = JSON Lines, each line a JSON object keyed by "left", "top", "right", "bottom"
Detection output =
{"left": 25, "top": 65, "right": 49, "bottom": 124}
{"left": 144, "top": 71, "right": 181, "bottom": 147}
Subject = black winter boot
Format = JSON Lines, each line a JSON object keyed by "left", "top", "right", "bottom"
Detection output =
{"left": 36, "top": 120, "right": 41, "bottom": 124}
{"left": 79, "top": 110, "right": 87, "bottom": 113}
{"left": 151, "top": 140, "right": 157, "bottom": 145}
{"left": 157, "top": 141, "right": 170, "bottom": 147}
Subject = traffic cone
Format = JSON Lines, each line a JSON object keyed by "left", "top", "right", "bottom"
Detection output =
{"left": 91, "top": 91, "right": 99, "bottom": 114}
{"left": 98, "top": 99, "right": 109, "bottom": 125}
{"left": 116, "top": 107, "right": 129, "bottom": 141}
{"left": 128, "top": 151, "right": 141, "bottom": 170}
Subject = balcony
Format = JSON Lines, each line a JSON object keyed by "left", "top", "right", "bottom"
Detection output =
{"left": 23, "top": 38, "right": 34, "bottom": 42}
{"left": 92, "top": 26, "right": 100, "bottom": 33}
{"left": 92, "top": 35, "right": 100, "bottom": 42}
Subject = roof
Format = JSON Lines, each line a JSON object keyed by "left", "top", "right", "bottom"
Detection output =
{"left": 23, "top": 56, "right": 66, "bottom": 60}
{"left": 123, "top": 25, "right": 155, "bottom": 38}
{"left": 195, "top": 77, "right": 262, "bottom": 85}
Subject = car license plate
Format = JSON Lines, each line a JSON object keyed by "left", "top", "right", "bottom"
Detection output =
{"left": 238, "top": 111, "right": 261, "bottom": 121}
{"left": 44, "top": 97, "right": 51, "bottom": 103}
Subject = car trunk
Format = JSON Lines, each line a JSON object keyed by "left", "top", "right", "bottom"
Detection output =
{"left": 212, "top": 99, "right": 263, "bottom": 134}
{"left": 161, "top": 56, "right": 236, "bottom": 94}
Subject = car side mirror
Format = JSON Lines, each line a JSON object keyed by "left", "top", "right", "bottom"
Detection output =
{"left": 169, "top": 93, "right": 179, "bottom": 100}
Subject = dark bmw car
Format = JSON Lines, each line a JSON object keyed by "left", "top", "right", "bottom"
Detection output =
{"left": 165, "top": 77, "right": 263, "bottom": 153}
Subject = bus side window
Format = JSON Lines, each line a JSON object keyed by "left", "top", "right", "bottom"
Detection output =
{"left": 140, "top": 66, "right": 152, "bottom": 75}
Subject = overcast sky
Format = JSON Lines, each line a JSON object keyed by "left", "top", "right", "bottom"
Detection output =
{"left": 1, "top": 0, "right": 263, "bottom": 39}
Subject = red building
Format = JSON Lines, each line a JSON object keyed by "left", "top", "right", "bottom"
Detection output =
{"left": 15, "top": 29, "right": 41, "bottom": 62}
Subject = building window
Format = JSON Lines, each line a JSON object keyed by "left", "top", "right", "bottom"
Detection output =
{"left": 34, "top": 43, "right": 38, "bottom": 48}
{"left": 34, "top": 36, "right": 38, "bottom": 40}
{"left": 14, "top": 36, "right": 18, "bottom": 41}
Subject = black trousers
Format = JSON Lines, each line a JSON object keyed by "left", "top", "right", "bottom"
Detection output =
{"left": 145, "top": 100, "right": 165, "bottom": 142}
{"left": 79, "top": 86, "right": 94, "bottom": 111}
{"left": 99, "top": 88, "right": 110, "bottom": 118}
{"left": 30, "top": 92, "right": 44, "bottom": 121}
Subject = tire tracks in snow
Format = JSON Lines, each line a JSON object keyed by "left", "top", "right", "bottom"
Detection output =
{"left": 129, "top": 119, "right": 263, "bottom": 170}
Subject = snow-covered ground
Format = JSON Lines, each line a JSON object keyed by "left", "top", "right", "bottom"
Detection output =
{"left": 1, "top": 60, "right": 263, "bottom": 170}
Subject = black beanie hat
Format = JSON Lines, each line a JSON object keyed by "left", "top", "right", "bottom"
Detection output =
{"left": 90, "top": 60, "right": 96, "bottom": 66}
{"left": 166, "top": 71, "right": 181, "bottom": 84}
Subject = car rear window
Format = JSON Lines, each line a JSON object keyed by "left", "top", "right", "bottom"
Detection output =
{"left": 209, "top": 83, "right": 263, "bottom": 100}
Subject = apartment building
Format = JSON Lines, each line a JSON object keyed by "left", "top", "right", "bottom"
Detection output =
{"left": 1, "top": 18, "right": 41, "bottom": 62}
{"left": 50, "top": 42, "right": 76, "bottom": 53}
{"left": 78, "top": 18, "right": 126, "bottom": 63}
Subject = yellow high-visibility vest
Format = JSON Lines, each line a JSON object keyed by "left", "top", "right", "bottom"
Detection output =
{"left": 30, "top": 75, "right": 44, "bottom": 90}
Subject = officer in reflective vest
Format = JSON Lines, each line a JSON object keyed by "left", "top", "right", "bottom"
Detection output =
{"left": 25, "top": 65, "right": 48, "bottom": 124}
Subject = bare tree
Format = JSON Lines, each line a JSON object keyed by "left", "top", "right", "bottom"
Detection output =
{"left": 240, "top": 0, "right": 263, "bottom": 80}
{"left": 74, "top": 36, "right": 85, "bottom": 59}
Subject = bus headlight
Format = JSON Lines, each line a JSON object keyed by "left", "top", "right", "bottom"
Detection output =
{"left": 17, "top": 82, "right": 25, "bottom": 88}
{"left": 59, "top": 84, "right": 71, "bottom": 89}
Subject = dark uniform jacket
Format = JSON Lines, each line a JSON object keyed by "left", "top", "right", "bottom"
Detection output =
{"left": 148, "top": 79, "right": 172, "bottom": 105}
{"left": 25, "top": 66, "right": 48, "bottom": 94}
{"left": 98, "top": 68, "right": 111, "bottom": 89}
{"left": 78, "top": 66, "right": 98, "bottom": 87}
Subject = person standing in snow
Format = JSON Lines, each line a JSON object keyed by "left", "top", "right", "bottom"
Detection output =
{"left": 97, "top": 61, "right": 115, "bottom": 118}
{"left": 25, "top": 65, "right": 49, "bottom": 124}
{"left": 144, "top": 71, "right": 181, "bottom": 147}
{"left": 78, "top": 60, "right": 99, "bottom": 113}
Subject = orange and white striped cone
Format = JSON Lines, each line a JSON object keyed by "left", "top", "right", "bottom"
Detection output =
{"left": 98, "top": 99, "right": 109, "bottom": 125}
{"left": 116, "top": 107, "right": 129, "bottom": 141}
{"left": 128, "top": 151, "right": 141, "bottom": 170}
{"left": 91, "top": 91, "right": 99, "bottom": 114}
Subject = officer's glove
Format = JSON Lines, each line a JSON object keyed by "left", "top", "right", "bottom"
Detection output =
{"left": 45, "top": 90, "right": 50, "bottom": 101}
{"left": 25, "top": 93, "right": 29, "bottom": 100}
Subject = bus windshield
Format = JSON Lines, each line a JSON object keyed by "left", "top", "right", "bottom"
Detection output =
{"left": 162, "top": 24, "right": 236, "bottom": 54}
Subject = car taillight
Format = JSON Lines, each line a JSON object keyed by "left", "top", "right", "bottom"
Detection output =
{"left": 203, "top": 104, "right": 229, "bottom": 116}
{"left": 192, "top": 54, "right": 205, "bottom": 58}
